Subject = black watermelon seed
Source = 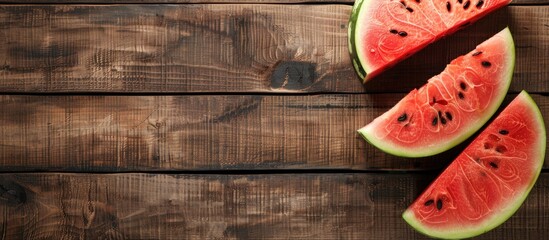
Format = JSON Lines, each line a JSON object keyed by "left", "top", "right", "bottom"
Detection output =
{"left": 458, "top": 0, "right": 463, "bottom": 3}
{"left": 460, "top": 82, "right": 467, "bottom": 90}
{"left": 472, "top": 51, "right": 483, "bottom": 56}
{"left": 476, "top": 0, "right": 484, "bottom": 8}
{"left": 432, "top": 117, "right": 438, "bottom": 126}
{"left": 458, "top": 92, "right": 465, "bottom": 99}
{"left": 424, "top": 199, "right": 434, "bottom": 206}
{"left": 446, "top": 2, "right": 452, "bottom": 11}
{"left": 400, "top": 1, "right": 406, "bottom": 6}
{"left": 416, "top": 0, "right": 421, "bottom": 2}
{"left": 489, "top": 162, "right": 498, "bottom": 169}
{"left": 390, "top": 29, "right": 398, "bottom": 34}
{"left": 463, "top": 0, "right": 470, "bottom": 9}
{"left": 399, "top": 31, "right": 408, "bottom": 37}
{"left": 438, "top": 111, "right": 446, "bottom": 124}
{"left": 499, "top": 129, "right": 509, "bottom": 135}
{"left": 482, "top": 61, "right": 492, "bottom": 67}
{"left": 436, "top": 199, "right": 443, "bottom": 210}
{"left": 406, "top": 7, "right": 414, "bottom": 12}
{"left": 440, "top": 117, "right": 447, "bottom": 125}
{"left": 433, "top": 97, "right": 436, "bottom": 104}
{"left": 398, "top": 113, "right": 408, "bottom": 122}
{"left": 445, "top": 112, "right": 453, "bottom": 121}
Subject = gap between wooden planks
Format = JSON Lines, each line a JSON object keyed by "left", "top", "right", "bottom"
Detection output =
{"left": 0, "top": 93, "right": 547, "bottom": 172}
{"left": 0, "top": 5, "right": 547, "bottom": 93}
{"left": 0, "top": 173, "right": 548, "bottom": 239}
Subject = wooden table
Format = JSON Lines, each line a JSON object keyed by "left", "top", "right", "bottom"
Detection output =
{"left": 0, "top": 0, "right": 548, "bottom": 239}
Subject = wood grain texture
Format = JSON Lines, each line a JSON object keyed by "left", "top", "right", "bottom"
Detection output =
{"left": 1, "top": 173, "right": 548, "bottom": 239}
{"left": 0, "top": 5, "right": 547, "bottom": 93}
{"left": 0, "top": 93, "right": 547, "bottom": 171}
{"left": 0, "top": 5, "right": 353, "bottom": 93}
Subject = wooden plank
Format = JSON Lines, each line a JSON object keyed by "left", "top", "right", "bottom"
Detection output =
{"left": 1, "top": 173, "right": 548, "bottom": 239}
{"left": 0, "top": 5, "right": 547, "bottom": 93}
{"left": 0, "top": 5, "right": 354, "bottom": 93}
{"left": 1, "top": 93, "right": 547, "bottom": 171}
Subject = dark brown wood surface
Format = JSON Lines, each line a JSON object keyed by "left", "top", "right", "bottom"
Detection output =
{"left": 0, "top": 93, "right": 546, "bottom": 172}
{"left": 1, "top": 173, "right": 548, "bottom": 239}
{"left": 1, "top": 1, "right": 548, "bottom": 239}
{"left": 0, "top": 5, "right": 548, "bottom": 93}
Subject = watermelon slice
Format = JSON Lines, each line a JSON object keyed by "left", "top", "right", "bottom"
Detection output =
{"left": 348, "top": 0, "right": 511, "bottom": 81}
{"left": 358, "top": 28, "right": 514, "bottom": 157}
{"left": 402, "top": 91, "right": 546, "bottom": 239}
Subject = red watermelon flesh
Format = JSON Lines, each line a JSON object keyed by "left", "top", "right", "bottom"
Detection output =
{"left": 402, "top": 91, "right": 546, "bottom": 239}
{"left": 357, "top": 28, "right": 514, "bottom": 157}
{"left": 348, "top": 0, "right": 511, "bottom": 81}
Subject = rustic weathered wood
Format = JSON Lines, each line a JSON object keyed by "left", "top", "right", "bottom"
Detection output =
{"left": 0, "top": 93, "right": 546, "bottom": 171}
{"left": 0, "top": 173, "right": 547, "bottom": 239}
{"left": 0, "top": 4, "right": 354, "bottom": 93}
{"left": 0, "top": 5, "right": 547, "bottom": 93}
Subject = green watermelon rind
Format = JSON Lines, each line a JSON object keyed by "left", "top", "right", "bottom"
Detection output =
{"left": 402, "top": 91, "right": 546, "bottom": 239}
{"left": 357, "top": 27, "right": 515, "bottom": 158}
{"left": 348, "top": 0, "right": 369, "bottom": 80}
